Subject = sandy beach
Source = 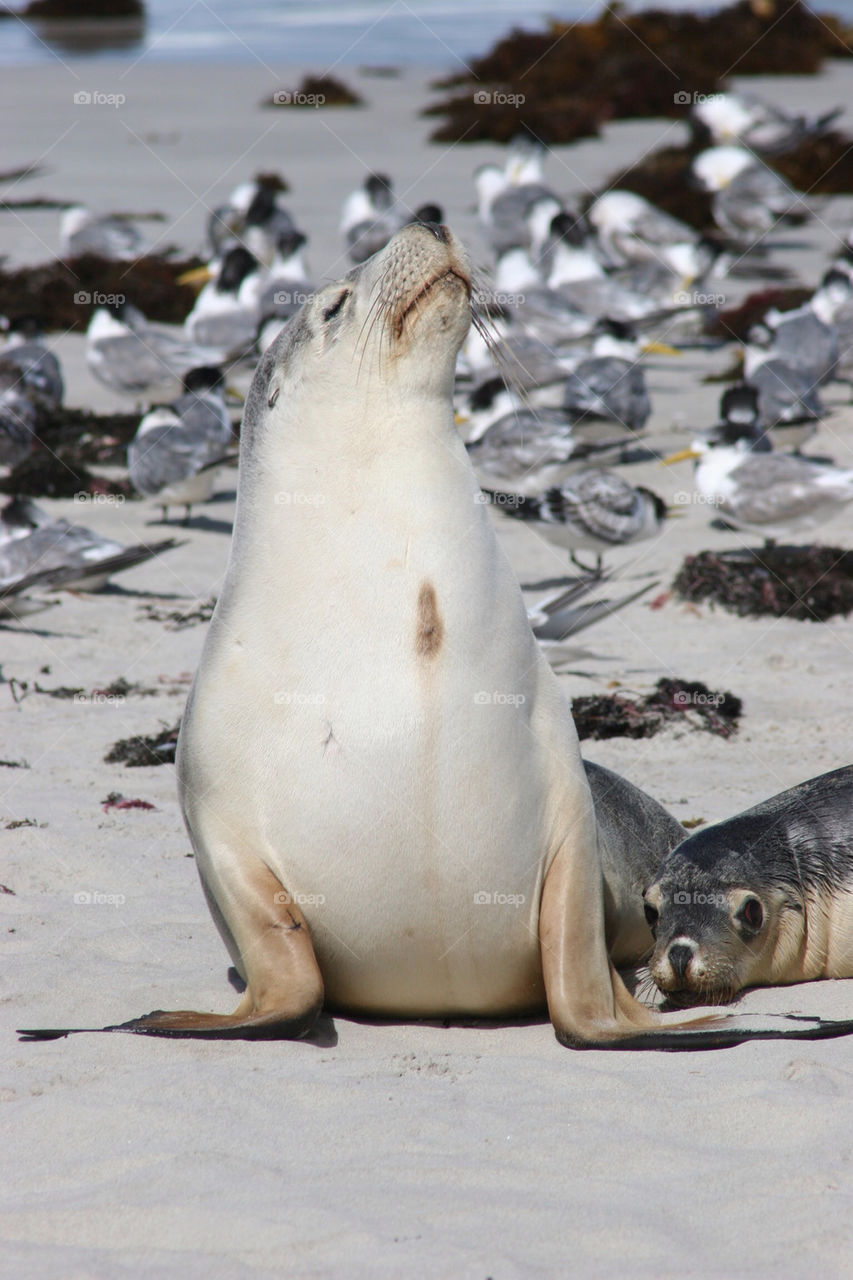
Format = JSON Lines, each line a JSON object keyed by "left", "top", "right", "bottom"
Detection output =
{"left": 3, "top": 48, "right": 853, "bottom": 1279}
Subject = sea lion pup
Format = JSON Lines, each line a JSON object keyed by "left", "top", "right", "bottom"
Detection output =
{"left": 21, "top": 226, "right": 853, "bottom": 1048}
{"left": 644, "top": 766, "right": 853, "bottom": 1005}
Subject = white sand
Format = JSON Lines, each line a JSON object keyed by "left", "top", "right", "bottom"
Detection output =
{"left": 2, "top": 57, "right": 853, "bottom": 1279}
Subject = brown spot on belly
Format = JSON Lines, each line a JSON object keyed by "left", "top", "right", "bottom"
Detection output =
{"left": 415, "top": 580, "right": 444, "bottom": 659}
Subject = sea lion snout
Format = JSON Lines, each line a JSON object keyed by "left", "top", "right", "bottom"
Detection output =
{"left": 667, "top": 942, "right": 695, "bottom": 983}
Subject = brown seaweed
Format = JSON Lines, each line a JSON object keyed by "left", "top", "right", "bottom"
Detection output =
{"left": 425, "top": 3, "right": 853, "bottom": 146}
{"left": 572, "top": 677, "right": 742, "bottom": 741}
{"left": 673, "top": 546, "right": 853, "bottom": 621}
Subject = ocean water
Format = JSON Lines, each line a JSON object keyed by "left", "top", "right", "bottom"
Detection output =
{"left": 3, "top": 0, "right": 851, "bottom": 70}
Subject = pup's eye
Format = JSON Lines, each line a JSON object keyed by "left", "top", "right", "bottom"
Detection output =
{"left": 322, "top": 291, "right": 350, "bottom": 322}
{"left": 737, "top": 897, "right": 764, "bottom": 931}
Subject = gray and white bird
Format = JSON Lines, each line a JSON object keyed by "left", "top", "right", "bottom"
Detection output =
{"left": 561, "top": 323, "right": 657, "bottom": 435}
{"left": 341, "top": 173, "right": 404, "bottom": 265}
{"left": 690, "top": 91, "right": 842, "bottom": 155}
{"left": 464, "top": 383, "right": 634, "bottom": 495}
{"left": 664, "top": 395, "right": 853, "bottom": 539}
{"left": 483, "top": 468, "right": 668, "bottom": 575}
{"left": 692, "top": 147, "right": 807, "bottom": 243}
{"left": 257, "top": 230, "right": 315, "bottom": 351}
{"left": 240, "top": 184, "right": 298, "bottom": 266}
{"left": 743, "top": 328, "right": 823, "bottom": 441}
{"left": 60, "top": 205, "right": 148, "bottom": 260}
{"left": 86, "top": 302, "right": 221, "bottom": 401}
{"left": 183, "top": 245, "right": 264, "bottom": 361}
{"left": 0, "top": 362, "right": 38, "bottom": 469}
{"left": 587, "top": 191, "right": 697, "bottom": 267}
{"left": 1, "top": 317, "right": 63, "bottom": 408}
{"left": 475, "top": 157, "right": 560, "bottom": 256}
{"left": 128, "top": 366, "right": 234, "bottom": 521}
{"left": 0, "top": 497, "right": 180, "bottom": 593}
{"left": 545, "top": 213, "right": 674, "bottom": 322}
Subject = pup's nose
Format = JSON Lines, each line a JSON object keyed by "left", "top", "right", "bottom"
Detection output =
{"left": 668, "top": 943, "right": 694, "bottom": 982}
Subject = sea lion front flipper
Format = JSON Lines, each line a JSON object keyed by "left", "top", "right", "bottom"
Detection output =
{"left": 19, "top": 861, "right": 324, "bottom": 1041}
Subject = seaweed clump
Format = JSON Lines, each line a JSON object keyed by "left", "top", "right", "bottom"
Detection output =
{"left": 710, "top": 288, "right": 813, "bottom": 343}
{"left": 424, "top": 2, "right": 853, "bottom": 145}
{"left": 0, "top": 253, "right": 203, "bottom": 333}
{"left": 572, "top": 678, "right": 742, "bottom": 741}
{"left": 104, "top": 721, "right": 181, "bottom": 767}
{"left": 674, "top": 546, "right": 853, "bottom": 621}
{"left": 0, "top": 451, "right": 131, "bottom": 499}
{"left": 266, "top": 75, "right": 363, "bottom": 109}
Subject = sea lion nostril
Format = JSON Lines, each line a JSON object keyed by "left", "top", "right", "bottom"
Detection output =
{"left": 668, "top": 944, "right": 694, "bottom": 981}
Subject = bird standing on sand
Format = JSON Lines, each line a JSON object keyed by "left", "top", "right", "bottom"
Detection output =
{"left": 128, "top": 366, "right": 234, "bottom": 522}
{"left": 60, "top": 205, "right": 148, "bottom": 260}
{"left": 183, "top": 245, "right": 264, "bottom": 361}
{"left": 692, "top": 146, "right": 807, "bottom": 243}
{"left": 483, "top": 468, "right": 669, "bottom": 575}
{"left": 664, "top": 399, "right": 853, "bottom": 539}
{"left": 341, "top": 173, "right": 404, "bottom": 264}
{"left": 1, "top": 317, "right": 64, "bottom": 409}
{"left": 86, "top": 302, "right": 220, "bottom": 401}
{"left": 0, "top": 497, "right": 180, "bottom": 593}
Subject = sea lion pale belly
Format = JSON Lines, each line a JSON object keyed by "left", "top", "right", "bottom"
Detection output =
{"left": 644, "top": 765, "right": 853, "bottom": 1003}
{"left": 22, "top": 226, "right": 853, "bottom": 1047}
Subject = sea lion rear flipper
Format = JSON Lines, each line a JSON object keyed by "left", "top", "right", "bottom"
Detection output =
{"left": 18, "top": 861, "right": 324, "bottom": 1041}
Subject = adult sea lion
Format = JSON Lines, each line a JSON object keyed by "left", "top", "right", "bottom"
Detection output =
{"left": 21, "top": 226, "right": 853, "bottom": 1048}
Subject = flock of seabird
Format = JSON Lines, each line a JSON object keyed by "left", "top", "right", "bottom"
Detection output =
{"left": 3, "top": 84, "right": 853, "bottom": 637}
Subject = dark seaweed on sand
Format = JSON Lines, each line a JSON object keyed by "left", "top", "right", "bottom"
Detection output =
{"left": 710, "top": 288, "right": 813, "bottom": 343}
{"left": 265, "top": 74, "right": 363, "bottom": 108}
{"left": 674, "top": 547, "right": 853, "bottom": 622}
{"left": 572, "top": 678, "right": 742, "bottom": 741}
{"left": 104, "top": 721, "right": 181, "bottom": 767}
{"left": 424, "top": 2, "right": 853, "bottom": 146}
{"left": 0, "top": 253, "right": 203, "bottom": 333}
{"left": 0, "top": 451, "right": 132, "bottom": 499}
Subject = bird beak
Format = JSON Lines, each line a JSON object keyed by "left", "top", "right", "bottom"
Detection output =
{"left": 177, "top": 265, "right": 214, "bottom": 287}
{"left": 641, "top": 340, "right": 682, "bottom": 356}
{"left": 665, "top": 506, "right": 687, "bottom": 518}
{"left": 454, "top": 412, "right": 470, "bottom": 426}
{"left": 225, "top": 384, "right": 244, "bottom": 405}
{"left": 661, "top": 448, "right": 702, "bottom": 465}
